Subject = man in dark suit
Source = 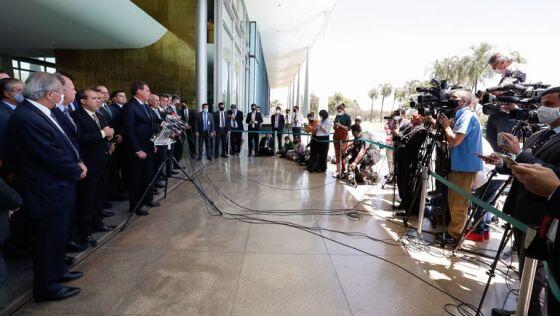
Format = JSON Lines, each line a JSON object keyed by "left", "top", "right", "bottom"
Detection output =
{"left": 0, "top": 176, "right": 22, "bottom": 283}
{"left": 147, "top": 94, "right": 167, "bottom": 188}
{"left": 71, "top": 88, "right": 115, "bottom": 249}
{"left": 5, "top": 72, "right": 87, "bottom": 301}
{"left": 180, "top": 102, "right": 196, "bottom": 158}
{"left": 51, "top": 73, "right": 80, "bottom": 159}
{"left": 214, "top": 102, "right": 230, "bottom": 158}
{"left": 227, "top": 104, "right": 244, "bottom": 156}
{"left": 170, "top": 95, "right": 184, "bottom": 168}
{"left": 270, "top": 106, "right": 285, "bottom": 152}
{"left": 195, "top": 103, "right": 215, "bottom": 161}
{"left": 485, "top": 87, "right": 560, "bottom": 315}
{"left": 93, "top": 85, "right": 115, "bottom": 210}
{"left": 121, "top": 81, "right": 159, "bottom": 215}
{"left": 0, "top": 78, "right": 24, "bottom": 156}
{"left": 246, "top": 104, "right": 263, "bottom": 157}
{"left": 107, "top": 90, "right": 127, "bottom": 199}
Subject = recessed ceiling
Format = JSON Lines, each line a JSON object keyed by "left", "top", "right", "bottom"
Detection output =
{"left": 0, "top": 0, "right": 167, "bottom": 57}
{"left": 244, "top": 0, "right": 337, "bottom": 89}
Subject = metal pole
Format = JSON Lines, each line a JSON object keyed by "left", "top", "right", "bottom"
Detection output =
{"left": 304, "top": 47, "right": 310, "bottom": 113}
{"left": 515, "top": 257, "right": 538, "bottom": 316}
{"left": 213, "top": 0, "right": 223, "bottom": 111}
{"left": 296, "top": 64, "right": 301, "bottom": 107}
{"left": 195, "top": 0, "right": 208, "bottom": 107}
{"left": 416, "top": 166, "right": 429, "bottom": 236}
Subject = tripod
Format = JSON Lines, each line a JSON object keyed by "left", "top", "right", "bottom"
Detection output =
{"left": 120, "top": 144, "right": 191, "bottom": 232}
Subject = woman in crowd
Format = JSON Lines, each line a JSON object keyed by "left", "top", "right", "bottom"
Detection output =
{"left": 305, "top": 112, "right": 318, "bottom": 171}
{"left": 310, "top": 110, "right": 332, "bottom": 173}
{"left": 333, "top": 104, "right": 352, "bottom": 178}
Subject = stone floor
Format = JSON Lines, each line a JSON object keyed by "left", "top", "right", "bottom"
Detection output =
{"left": 15, "top": 155, "right": 517, "bottom": 316}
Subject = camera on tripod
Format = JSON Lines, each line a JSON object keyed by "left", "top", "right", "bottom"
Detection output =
{"left": 481, "top": 82, "right": 550, "bottom": 124}
{"left": 409, "top": 79, "right": 459, "bottom": 119}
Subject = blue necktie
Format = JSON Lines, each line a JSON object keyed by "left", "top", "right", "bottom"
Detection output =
{"left": 203, "top": 112, "right": 207, "bottom": 131}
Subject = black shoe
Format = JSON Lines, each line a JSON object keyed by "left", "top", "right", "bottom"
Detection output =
{"left": 170, "top": 170, "right": 179, "bottom": 175}
{"left": 154, "top": 181, "right": 165, "bottom": 188}
{"left": 145, "top": 201, "right": 160, "bottom": 208}
{"left": 60, "top": 271, "right": 83, "bottom": 283}
{"left": 197, "top": 157, "right": 202, "bottom": 161}
{"left": 64, "top": 256, "right": 76, "bottom": 267}
{"left": 102, "top": 210, "right": 115, "bottom": 217}
{"left": 434, "top": 235, "right": 458, "bottom": 247}
{"left": 214, "top": 155, "right": 219, "bottom": 159}
{"left": 35, "top": 286, "right": 81, "bottom": 302}
{"left": 135, "top": 209, "right": 150, "bottom": 216}
{"left": 207, "top": 156, "right": 213, "bottom": 161}
{"left": 491, "top": 308, "right": 515, "bottom": 316}
{"left": 221, "top": 154, "right": 229, "bottom": 158}
{"left": 67, "top": 240, "right": 89, "bottom": 253}
{"left": 96, "top": 223, "right": 116, "bottom": 232}
{"left": 82, "top": 235, "right": 98, "bottom": 247}
{"left": 395, "top": 211, "right": 407, "bottom": 217}
{"left": 103, "top": 202, "right": 113, "bottom": 209}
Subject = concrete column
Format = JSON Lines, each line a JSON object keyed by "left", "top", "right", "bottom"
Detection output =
{"left": 213, "top": 0, "right": 223, "bottom": 110}
{"left": 196, "top": 0, "right": 208, "bottom": 107}
{"left": 295, "top": 64, "right": 301, "bottom": 108}
{"left": 287, "top": 83, "right": 291, "bottom": 110}
{"left": 303, "top": 47, "right": 310, "bottom": 113}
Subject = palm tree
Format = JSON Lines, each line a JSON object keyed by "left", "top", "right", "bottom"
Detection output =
{"left": 467, "top": 42, "right": 494, "bottom": 91}
{"left": 333, "top": 92, "right": 344, "bottom": 106}
{"left": 379, "top": 83, "right": 393, "bottom": 121}
{"left": 510, "top": 51, "right": 527, "bottom": 64}
{"left": 368, "top": 88, "right": 379, "bottom": 121}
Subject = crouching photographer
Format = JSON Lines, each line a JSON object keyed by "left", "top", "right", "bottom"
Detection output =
{"left": 437, "top": 89, "right": 484, "bottom": 244}
{"left": 345, "top": 124, "right": 381, "bottom": 185}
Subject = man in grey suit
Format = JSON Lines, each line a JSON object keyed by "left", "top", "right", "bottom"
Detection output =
{"left": 195, "top": 103, "right": 215, "bottom": 161}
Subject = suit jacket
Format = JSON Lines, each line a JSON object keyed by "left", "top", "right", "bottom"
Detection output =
{"left": 213, "top": 110, "right": 230, "bottom": 132}
{"left": 0, "top": 177, "right": 22, "bottom": 242}
{"left": 195, "top": 111, "right": 215, "bottom": 133}
{"left": 0, "top": 101, "right": 15, "bottom": 156}
{"left": 180, "top": 108, "right": 196, "bottom": 128}
{"left": 5, "top": 100, "right": 82, "bottom": 219}
{"left": 52, "top": 107, "right": 81, "bottom": 153}
{"left": 227, "top": 110, "right": 244, "bottom": 131}
{"left": 149, "top": 107, "right": 165, "bottom": 133}
{"left": 245, "top": 111, "right": 263, "bottom": 130}
{"left": 108, "top": 103, "right": 124, "bottom": 134}
{"left": 270, "top": 113, "right": 285, "bottom": 131}
{"left": 502, "top": 129, "right": 560, "bottom": 226}
{"left": 71, "top": 107, "right": 109, "bottom": 174}
{"left": 121, "top": 98, "right": 157, "bottom": 153}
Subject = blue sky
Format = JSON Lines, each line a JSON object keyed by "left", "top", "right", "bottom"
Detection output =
{"left": 272, "top": 0, "right": 560, "bottom": 110}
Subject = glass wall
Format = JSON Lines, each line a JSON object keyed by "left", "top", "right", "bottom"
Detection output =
{"left": 12, "top": 57, "right": 56, "bottom": 82}
{"left": 216, "top": 0, "right": 269, "bottom": 114}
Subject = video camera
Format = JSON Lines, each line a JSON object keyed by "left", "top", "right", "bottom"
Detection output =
{"left": 383, "top": 110, "right": 401, "bottom": 121}
{"left": 481, "top": 82, "right": 550, "bottom": 124}
{"left": 409, "top": 79, "right": 459, "bottom": 118}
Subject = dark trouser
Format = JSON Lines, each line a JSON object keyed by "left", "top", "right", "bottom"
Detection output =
{"left": 155, "top": 145, "right": 167, "bottom": 179}
{"left": 292, "top": 127, "right": 301, "bottom": 140}
{"left": 313, "top": 136, "right": 329, "bottom": 171}
{"left": 472, "top": 179, "right": 504, "bottom": 233}
{"left": 127, "top": 151, "right": 154, "bottom": 212}
{"left": 185, "top": 130, "right": 196, "bottom": 158}
{"left": 75, "top": 172, "right": 103, "bottom": 240}
{"left": 7, "top": 207, "right": 32, "bottom": 251}
{"left": 107, "top": 146, "right": 125, "bottom": 198}
{"left": 33, "top": 212, "right": 69, "bottom": 298}
{"left": 214, "top": 129, "right": 228, "bottom": 157}
{"left": 173, "top": 135, "right": 184, "bottom": 167}
{"left": 230, "top": 130, "right": 242, "bottom": 154}
{"left": 198, "top": 131, "right": 212, "bottom": 158}
{"left": 248, "top": 130, "right": 260, "bottom": 155}
{"left": 273, "top": 129, "right": 283, "bottom": 151}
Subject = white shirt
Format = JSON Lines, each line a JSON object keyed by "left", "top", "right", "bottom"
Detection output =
{"left": 219, "top": 110, "right": 225, "bottom": 127}
{"left": 84, "top": 108, "right": 106, "bottom": 138}
{"left": 291, "top": 112, "right": 304, "bottom": 127}
{"left": 316, "top": 119, "right": 332, "bottom": 136}
{"left": 251, "top": 111, "right": 257, "bottom": 128}
{"left": 230, "top": 110, "right": 237, "bottom": 128}
{"left": 2, "top": 100, "right": 16, "bottom": 111}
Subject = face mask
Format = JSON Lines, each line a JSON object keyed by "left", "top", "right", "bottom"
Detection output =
{"left": 203, "top": 108, "right": 208, "bottom": 113}
{"left": 51, "top": 92, "right": 64, "bottom": 106}
{"left": 219, "top": 107, "right": 225, "bottom": 111}
{"left": 12, "top": 92, "right": 24, "bottom": 103}
{"left": 537, "top": 106, "right": 560, "bottom": 125}
{"left": 337, "top": 111, "right": 342, "bottom": 115}
{"left": 276, "top": 110, "right": 280, "bottom": 114}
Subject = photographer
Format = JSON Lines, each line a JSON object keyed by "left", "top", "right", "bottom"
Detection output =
{"left": 345, "top": 124, "right": 381, "bottom": 185}
{"left": 488, "top": 52, "right": 527, "bottom": 86}
{"left": 510, "top": 164, "right": 560, "bottom": 315}
{"left": 437, "top": 90, "right": 483, "bottom": 243}
{"left": 394, "top": 111, "right": 428, "bottom": 213}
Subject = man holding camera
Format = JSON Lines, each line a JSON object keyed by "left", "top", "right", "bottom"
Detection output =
{"left": 437, "top": 90, "right": 483, "bottom": 243}
{"left": 488, "top": 52, "right": 527, "bottom": 85}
